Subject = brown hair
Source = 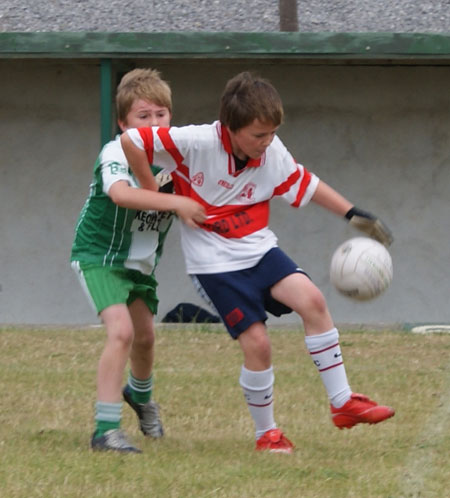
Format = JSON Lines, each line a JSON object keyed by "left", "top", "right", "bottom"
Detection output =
{"left": 116, "top": 68, "right": 172, "bottom": 122}
{"left": 219, "top": 72, "right": 284, "bottom": 131}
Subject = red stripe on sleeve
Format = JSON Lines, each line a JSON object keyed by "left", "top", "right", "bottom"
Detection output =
{"left": 137, "top": 128, "right": 154, "bottom": 165}
{"left": 272, "top": 168, "right": 301, "bottom": 197}
{"left": 157, "top": 127, "right": 190, "bottom": 179}
{"left": 293, "top": 169, "right": 312, "bottom": 207}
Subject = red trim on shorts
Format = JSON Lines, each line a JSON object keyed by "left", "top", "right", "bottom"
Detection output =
{"left": 225, "top": 307, "right": 244, "bottom": 327}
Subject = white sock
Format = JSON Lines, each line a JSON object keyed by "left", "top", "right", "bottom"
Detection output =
{"left": 239, "top": 365, "right": 277, "bottom": 440}
{"left": 305, "top": 328, "right": 352, "bottom": 408}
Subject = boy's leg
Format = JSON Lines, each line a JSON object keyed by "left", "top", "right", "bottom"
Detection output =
{"left": 124, "top": 298, "right": 163, "bottom": 438}
{"left": 98, "top": 303, "right": 134, "bottom": 403}
{"left": 237, "top": 321, "right": 272, "bottom": 371}
{"left": 129, "top": 298, "right": 155, "bottom": 383}
{"left": 238, "top": 322, "right": 294, "bottom": 453}
{"left": 270, "top": 272, "right": 394, "bottom": 428}
{"left": 270, "top": 272, "right": 351, "bottom": 405}
{"left": 92, "top": 303, "right": 141, "bottom": 452}
{"left": 193, "top": 273, "right": 293, "bottom": 452}
{"left": 238, "top": 322, "right": 274, "bottom": 438}
{"left": 73, "top": 265, "right": 144, "bottom": 452}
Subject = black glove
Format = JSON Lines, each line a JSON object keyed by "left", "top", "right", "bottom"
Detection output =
{"left": 345, "top": 207, "right": 394, "bottom": 247}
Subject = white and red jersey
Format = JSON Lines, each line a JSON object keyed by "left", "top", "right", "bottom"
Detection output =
{"left": 127, "top": 121, "right": 319, "bottom": 274}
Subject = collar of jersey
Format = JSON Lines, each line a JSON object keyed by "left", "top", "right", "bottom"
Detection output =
{"left": 216, "top": 122, "right": 264, "bottom": 169}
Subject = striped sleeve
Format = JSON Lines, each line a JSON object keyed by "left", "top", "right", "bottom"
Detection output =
{"left": 126, "top": 127, "right": 179, "bottom": 174}
{"left": 292, "top": 164, "right": 319, "bottom": 207}
{"left": 274, "top": 162, "right": 319, "bottom": 208}
{"left": 268, "top": 136, "right": 319, "bottom": 208}
{"left": 127, "top": 128, "right": 145, "bottom": 149}
{"left": 273, "top": 164, "right": 319, "bottom": 208}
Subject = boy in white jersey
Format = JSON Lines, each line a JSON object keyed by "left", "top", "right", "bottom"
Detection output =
{"left": 71, "top": 68, "right": 205, "bottom": 453}
{"left": 121, "top": 71, "right": 395, "bottom": 453}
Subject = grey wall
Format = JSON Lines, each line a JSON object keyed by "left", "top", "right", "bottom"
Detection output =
{"left": 1, "top": 59, "right": 449, "bottom": 326}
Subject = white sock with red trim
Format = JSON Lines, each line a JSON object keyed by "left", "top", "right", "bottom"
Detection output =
{"left": 239, "top": 365, "right": 276, "bottom": 440}
{"left": 305, "top": 328, "right": 352, "bottom": 408}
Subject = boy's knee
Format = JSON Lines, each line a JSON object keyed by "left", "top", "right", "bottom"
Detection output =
{"left": 106, "top": 319, "right": 135, "bottom": 348}
{"left": 253, "top": 334, "right": 271, "bottom": 357}
{"left": 239, "top": 324, "right": 272, "bottom": 364}
{"left": 302, "top": 288, "right": 329, "bottom": 318}
{"left": 133, "top": 329, "right": 155, "bottom": 351}
{"left": 311, "top": 289, "right": 328, "bottom": 312}
{"left": 115, "top": 328, "right": 134, "bottom": 349}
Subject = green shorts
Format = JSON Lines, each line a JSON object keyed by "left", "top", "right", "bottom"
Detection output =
{"left": 71, "top": 262, "right": 159, "bottom": 315}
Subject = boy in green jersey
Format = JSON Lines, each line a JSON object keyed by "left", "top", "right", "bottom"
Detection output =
{"left": 71, "top": 68, "right": 205, "bottom": 453}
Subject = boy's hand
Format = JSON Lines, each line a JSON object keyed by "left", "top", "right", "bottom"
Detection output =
{"left": 345, "top": 207, "right": 394, "bottom": 247}
{"left": 174, "top": 197, "right": 206, "bottom": 228}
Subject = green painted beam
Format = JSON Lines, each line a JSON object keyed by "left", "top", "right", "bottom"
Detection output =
{"left": 100, "top": 59, "right": 113, "bottom": 147}
{"left": 0, "top": 32, "right": 449, "bottom": 60}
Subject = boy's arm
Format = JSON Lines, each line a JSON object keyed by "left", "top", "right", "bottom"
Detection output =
{"left": 121, "top": 131, "right": 157, "bottom": 190}
{"left": 311, "top": 180, "right": 393, "bottom": 246}
{"left": 109, "top": 181, "right": 206, "bottom": 228}
{"left": 310, "top": 180, "right": 353, "bottom": 216}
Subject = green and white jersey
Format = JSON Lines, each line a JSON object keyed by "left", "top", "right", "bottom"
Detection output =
{"left": 71, "top": 135, "right": 174, "bottom": 275}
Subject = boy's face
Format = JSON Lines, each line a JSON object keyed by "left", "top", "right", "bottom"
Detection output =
{"left": 118, "top": 99, "right": 171, "bottom": 132}
{"left": 228, "top": 119, "right": 278, "bottom": 160}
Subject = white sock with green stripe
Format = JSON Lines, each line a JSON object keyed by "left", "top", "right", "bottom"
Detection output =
{"left": 94, "top": 401, "right": 122, "bottom": 437}
{"left": 127, "top": 372, "right": 153, "bottom": 404}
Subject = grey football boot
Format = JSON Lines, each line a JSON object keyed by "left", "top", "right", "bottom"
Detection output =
{"left": 123, "top": 385, "right": 164, "bottom": 438}
{"left": 91, "top": 429, "right": 142, "bottom": 453}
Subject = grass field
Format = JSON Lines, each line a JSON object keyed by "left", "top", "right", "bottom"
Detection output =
{"left": 0, "top": 325, "right": 449, "bottom": 497}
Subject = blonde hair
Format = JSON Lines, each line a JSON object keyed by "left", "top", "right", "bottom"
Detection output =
{"left": 116, "top": 68, "right": 172, "bottom": 122}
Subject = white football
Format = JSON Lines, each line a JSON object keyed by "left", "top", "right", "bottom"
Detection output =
{"left": 330, "top": 237, "right": 393, "bottom": 301}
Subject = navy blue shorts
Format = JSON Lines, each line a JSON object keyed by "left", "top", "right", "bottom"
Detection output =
{"left": 192, "top": 247, "right": 308, "bottom": 339}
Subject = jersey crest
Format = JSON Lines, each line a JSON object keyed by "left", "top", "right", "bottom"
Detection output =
{"left": 192, "top": 172, "right": 204, "bottom": 186}
{"left": 237, "top": 182, "right": 256, "bottom": 203}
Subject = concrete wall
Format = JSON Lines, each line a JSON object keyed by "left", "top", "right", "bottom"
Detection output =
{"left": 1, "top": 59, "right": 449, "bottom": 326}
